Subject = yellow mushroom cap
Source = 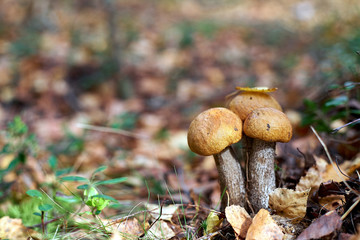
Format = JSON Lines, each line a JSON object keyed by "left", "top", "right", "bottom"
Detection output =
{"left": 244, "top": 108, "right": 292, "bottom": 143}
{"left": 229, "top": 92, "right": 282, "bottom": 121}
{"left": 187, "top": 108, "right": 242, "bottom": 156}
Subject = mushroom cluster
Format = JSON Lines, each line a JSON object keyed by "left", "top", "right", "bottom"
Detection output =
{"left": 187, "top": 87, "right": 292, "bottom": 213}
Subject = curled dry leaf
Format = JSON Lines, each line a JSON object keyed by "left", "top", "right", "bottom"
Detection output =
{"left": 296, "top": 156, "right": 327, "bottom": 191}
{"left": 246, "top": 209, "right": 284, "bottom": 240}
{"left": 268, "top": 188, "right": 310, "bottom": 222}
{"left": 225, "top": 205, "right": 252, "bottom": 238}
{"left": 297, "top": 210, "right": 342, "bottom": 240}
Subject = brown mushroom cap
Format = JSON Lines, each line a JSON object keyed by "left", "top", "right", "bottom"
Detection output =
{"left": 244, "top": 107, "right": 292, "bottom": 142}
{"left": 229, "top": 92, "right": 282, "bottom": 121}
{"left": 188, "top": 108, "right": 242, "bottom": 156}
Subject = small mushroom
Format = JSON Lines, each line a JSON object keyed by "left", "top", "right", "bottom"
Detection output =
{"left": 187, "top": 107, "right": 246, "bottom": 210}
{"left": 243, "top": 107, "right": 292, "bottom": 212}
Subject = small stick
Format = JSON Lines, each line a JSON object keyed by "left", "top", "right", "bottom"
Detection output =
{"left": 331, "top": 118, "right": 360, "bottom": 133}
{"left": 341, "top": 197, "right": 360, "bottom": 220}
{"left": 76, "top": 123, "right": 150, "bottom": 139}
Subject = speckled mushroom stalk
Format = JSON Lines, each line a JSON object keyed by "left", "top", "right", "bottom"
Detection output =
{"left": 244, "top": 108, "right": 292, "bottom": 212}
{"left": 187, "top": 108, "right": 246, "bottom": 210}
{"left": 213, "top": 146, "right": 246, "bottom": 211}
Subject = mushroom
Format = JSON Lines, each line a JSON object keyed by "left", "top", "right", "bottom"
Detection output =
{"left": 228, "top": 91, "right": 282, "bottom": 121}
{"left": 187, "top": 107, "right": 246, "bottom": 210}
{"left": 243, "top": 107, "right": 292, "bottom": 212}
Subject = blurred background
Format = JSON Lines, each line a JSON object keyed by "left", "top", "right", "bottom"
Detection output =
{"left": 0, "top": 0, "right": 360, "bottom": 230}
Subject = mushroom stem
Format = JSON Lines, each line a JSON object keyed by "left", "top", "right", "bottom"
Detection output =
{"left": 213, "top": 146, "right": 246, "bottom": 211}
{"left": 247, "top": 139, "right": 276, "bottom": 212}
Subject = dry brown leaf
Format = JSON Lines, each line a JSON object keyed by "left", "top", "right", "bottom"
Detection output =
{"left": 110, "top": 218, "right": 144, "bottom": 240}
{"left": 0, "top": 216, "right": 40, "bottom": 239}
{"left": 246, "top": 209, "right": 284, "bottom": 240}
{"left": 318, "top": 195, "right": 345, "bottom": 212}
{"left": 345, "top": 155, "right": 360, "bottom": 175}
{"left": 297, "top": 210, "right": 342, "bottom": 240}
{"left": 296, "top": 156, "right": 327, "bottom": 191}
{"left": 269, "top": 188, "right": 309, "bottom": 222}
{"left": 322, "top": 161, "right": 349, "bottom": 183}
{"left": 225, "top": 205, "right": 252, "bottom": 238}
{"left": 321, "top": 155, "right": 360, "bottom": 182}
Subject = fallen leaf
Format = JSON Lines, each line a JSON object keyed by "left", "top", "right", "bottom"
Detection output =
{"left": 318, "top": 195, "right": 345, "bottom": 212}
{"left": 296, "top": 156, "right": 327, "bottom": 191}
{"left": 146, "top": 203, "right": 179, "bottom": 221}
{"left": 297, "top": 210, "right": 342, "bottom": 240}
{"left": 305, "top": 181, "right": 347, "bottom": 219}
{"left": 269, "top": 188, "right": 309, "bottom": 222}
{"left": 109, "top": 218, "right": 144, "bottom": 240}
{"left": 345, "top": 155, "right": 360, "bottom": 175}
{"left": 225, "top": 205, "right": 252, "bottom": 238}
{"left": 0, "top": 216, "right": 40, "bottom": 239}
{"left": 321, "top": 157, "right": 360, "bottom": 183}
{"left": 145, "top": 220, "right": 175, "bottom": 239}
{"left": 235, "top": 86, "right": 278, "bottom": 92}
{"left": 322, "top": 162, "right": 349, "bottom": 183}
{"left": 246, "top": 209, "right": 284, "bottom": 240}
{"left": 319, "top": 155, "right": 360, "bottom": 183}
{"left": 206, "top": 211, "right": 223, "bottom": 234}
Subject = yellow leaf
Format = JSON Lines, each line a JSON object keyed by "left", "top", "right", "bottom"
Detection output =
{"left": 235, "top": 86, "right": 278, "bottom": 92}
{"left": 206, "top": 211, "right": 223, "bottom": 234}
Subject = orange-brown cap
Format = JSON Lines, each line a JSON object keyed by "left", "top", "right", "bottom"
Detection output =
{"left": 228, "top": 92, "right": 282, "bottom": 121}
{"left": 243, "top": 108, "right": 292, "bottom": 142}
{"left": 187, "top": 108, "right": 242, "bottom": 156}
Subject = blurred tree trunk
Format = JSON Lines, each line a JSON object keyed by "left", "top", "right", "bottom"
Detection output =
{"left": 104, "top": 0, "right": 134, "bottom": 99}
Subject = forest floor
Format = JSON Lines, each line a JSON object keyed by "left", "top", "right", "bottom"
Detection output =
{"left": 0, "top": 0, "right": 360, "bottom": 239}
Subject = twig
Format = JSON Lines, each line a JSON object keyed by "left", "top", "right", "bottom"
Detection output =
{"left": 30, "top": 216, "right": 63, "bottom": 228}
{"left": 341, "top": 197, "right": 360, "bottom": 220}
{"left": 331, "top": 118, "right": 360, "bottom": 133}
{"left": 147, "top": 201, "right": 164, "bottom": 230}
{"left": 329, "top": 137, "right": 360, "bottom": 144}
{"left": 76, "top": 123, "right": 150, "bottom": 139}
